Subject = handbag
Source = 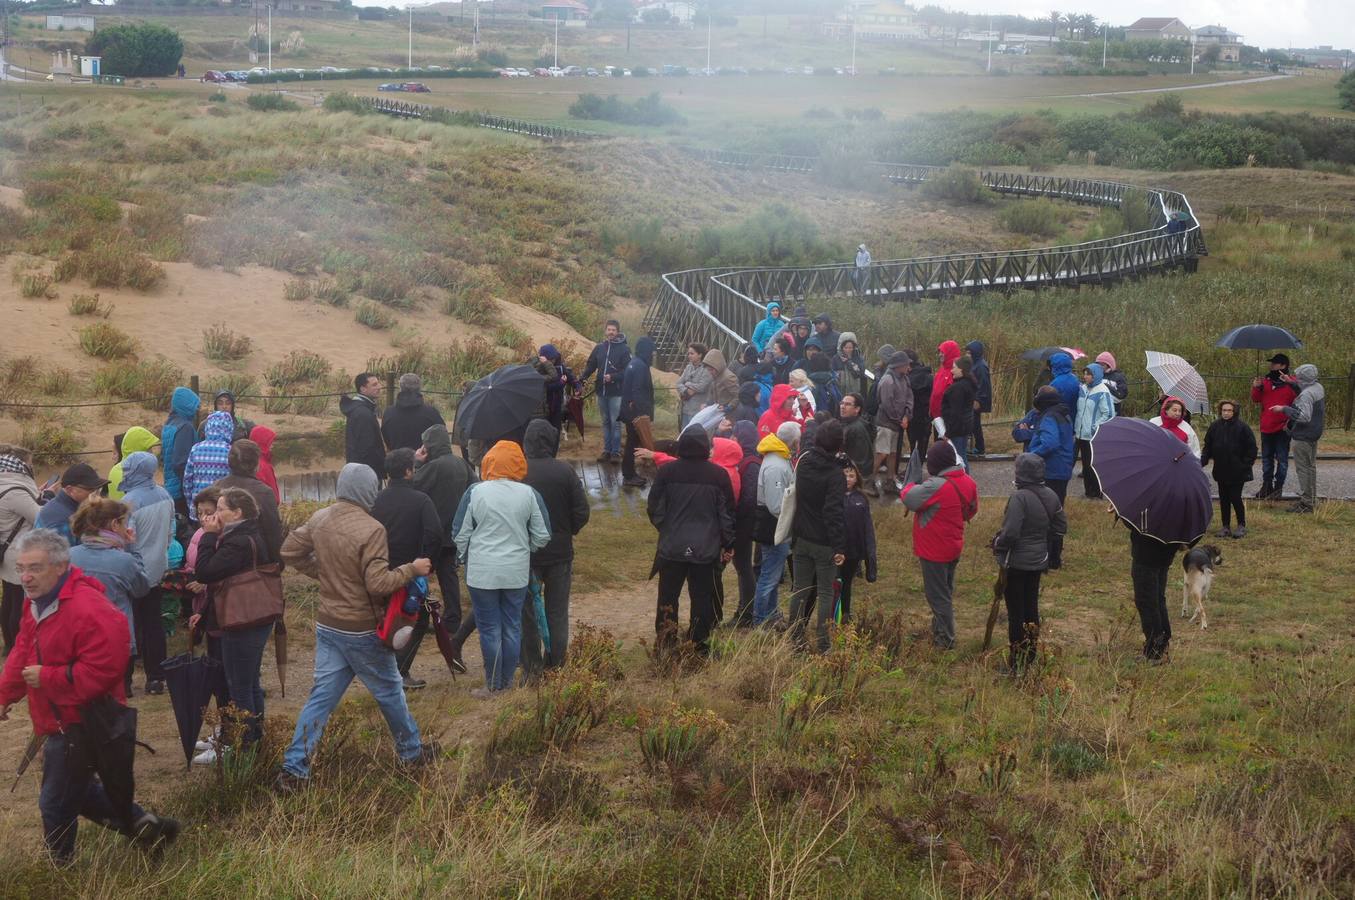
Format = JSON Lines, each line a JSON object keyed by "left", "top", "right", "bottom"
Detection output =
{"left": 772, "top": 458, "right": 800, "bottom": 546}
{"left": 632, "top": 414, "right": 656, "bottom": 451}
{"left": 213, "top": 537, "right": 284, "bottom": 631}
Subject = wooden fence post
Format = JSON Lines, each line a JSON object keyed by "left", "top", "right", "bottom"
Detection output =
{"left": 190, "top": 374, "right": 201, "bottom": 428}
{"left": 386, "top": 370, "right": 396, "bottom": 410}
{"left": 1344, "top": 363, "right": 1355, "bottom": 431}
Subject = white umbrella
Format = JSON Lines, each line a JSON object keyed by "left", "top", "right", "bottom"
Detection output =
{"left": 1144, "top": 351, "right": 1208, "bottom": 414}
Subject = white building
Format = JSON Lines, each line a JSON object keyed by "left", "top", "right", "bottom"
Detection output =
{"left": 45, "top": 14, "right": 96, "bottom": 32}
{"left": 634, "top": 1, "right": 697, "bottom": 25}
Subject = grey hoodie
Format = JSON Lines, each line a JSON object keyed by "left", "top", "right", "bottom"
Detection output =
{"left": 120, "top": 451, "right": 175, "bottom": 584}
{"left": 1281, "top": 364, "right": 1325, "bottom": 442}
{"left": 992, "top": 453, "right": 1067, "bottom": 572}
{"left": 336, "top": 462, "right": 379, "bottom": 511}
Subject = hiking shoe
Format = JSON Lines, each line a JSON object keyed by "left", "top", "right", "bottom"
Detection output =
{"left": 273, "top": 770, "right": 308, "bottom": 795}
{"left": 1252, "top": 486, "right": 1272, "bottom": 499}
{"left": 1231, "top": 526, "right": 1246, "bottom": 539}
{"left": 144, "top": 680, "right": 166, "bottom": 696}
{"left": 132, "top": 814, "right": 180, "bottom": 851}
{"left": 622, "top": 475, "right": 648, "bottom": 488}
{"left": 402, "top": 675, "right": 427, "bottom": 691}
{"left": 403, "top": 742, "right": 442, "bottom": 770}
{"left": 1215, "top": 527, "right": 1232, "bottom": 538}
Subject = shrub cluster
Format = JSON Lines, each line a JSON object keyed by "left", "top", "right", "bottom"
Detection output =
{"left": 568, "top": 92, "right": 685, "bottom": 126}
{"left": 246, "top": 93, "right": 300, "bottom": 113}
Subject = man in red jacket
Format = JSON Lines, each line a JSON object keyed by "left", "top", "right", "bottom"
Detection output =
{"left": 1250, "top": 353, "right": 1299, "bottom": 499}
{"left": 0, "top": 529, "right": 178, "bottom": 864}
{"left": 901, "top": 442, "right": 979, "bottom": 650}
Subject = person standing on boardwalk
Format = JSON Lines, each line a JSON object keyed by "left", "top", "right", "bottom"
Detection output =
{"left": 1250, "top": 353, "right": 1298, "bottom": 499}
{"left": 578, "top": 320, "right": 631, "bottom": 464}
{"left": 341, "top": 372, "right": 386, "bottom": 482}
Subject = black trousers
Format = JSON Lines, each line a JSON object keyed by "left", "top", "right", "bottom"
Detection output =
{"left": 1218, "top": 482, "right": 1246, "bottom": 529}
{"left": 1077, "top": 439, "right": 1103, "bottom": 498}
{"left": 621, "top": 420, "right": 641, "bottom": 478}
{"left": 1, "top": 579, "right": 23, "bottom": 656}
{"left": 973, "top": 411, "right": 986, "bottom": 454}
{"left": 1004, "top": 568, "right": 1043, "bottom": 669}
{"left": 1131, "top": 560, "right": 1172, "bottom": 659}
{"left": 656, "top": 560, "right": 720, "bottom": 654}
{"left": 730, "top": 535, "right": 756, "bottom": 625}
{"left": 1046, "top": 478, "right": 1069, "bottom": 505}
{"left": 837, "top": 558, "right": 861, "bottom": 624}
{"left": 132, "top": 589, "right": 166, "bottom": 683}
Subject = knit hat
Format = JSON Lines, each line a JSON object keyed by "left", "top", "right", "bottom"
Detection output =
{"left": 1095, "top": 351, "right": 1117, "bottom": 370}
{"left": 677, "top": 428, "right": 711, "bottom": 460}
{"left": 926, "top": 441, "right": 957, "bottom": 475}
{"left": 887, "top": 351, "right": 911, "bottom": 370}
{"left": 877, "top": 344, "right": 896, "bottom": 363}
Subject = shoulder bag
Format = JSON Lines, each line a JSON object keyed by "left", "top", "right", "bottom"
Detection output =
{"left": 213, "top": 536, "right": 284, "bottom": 631}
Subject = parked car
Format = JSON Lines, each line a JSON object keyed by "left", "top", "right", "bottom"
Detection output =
{"left": 515, "top": 68, "right": 531, "bottom": 77}
{"left": 533, "top": 67, "right": 550, "bottom": 76}
{"left": 248, "top": 67, "right": 270, "bottom": 77}
{"left": 400, "top": 82, "right": 431, "bottom": 92}
{"left": 548, "top": 66, "right": 564, "bottom": 77}
{"left": 563, "top": 65, "right": 584, "bottom": 76}
{"left": 378, "top": 82, "right": 403, "bottom": 91}
{"left": 201, "top": 70, "right": 228, "bottom": 83}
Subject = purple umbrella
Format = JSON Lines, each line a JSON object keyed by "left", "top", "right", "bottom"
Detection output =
{"left": 1089, "top": 417, "right": 1212, "bottom": 547}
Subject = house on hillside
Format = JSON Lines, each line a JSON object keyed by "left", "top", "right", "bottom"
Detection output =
{"left": 1125, "top": 17, "right": 1192, "bottom": 42}
{"left": 270, "top": 0, "right": 347, "bottom": 12}
{"left": 1192, "top": 25, "right": 1243, "bottom": 62}
{"left": 634, "top": 1, "right": 697, "bottom": 25}
{"left": 822, "top": 0, "right": 926, "bottom": 41}
{"left": 542, "top": 0, "right": 590, "bottom": 21}
{"left": 45, "top": 14, "right": 96, "bottom": 31}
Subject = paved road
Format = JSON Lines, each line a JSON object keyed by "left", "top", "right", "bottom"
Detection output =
{"left": 1038, "top": 73, "right": 1291, "bottom": 100}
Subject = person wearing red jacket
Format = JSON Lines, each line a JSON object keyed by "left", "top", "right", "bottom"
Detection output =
{"left": 757, "top": 383, "right": 799, "bottom": 439}
{"left": 900, "top": 441, "right": 979, "bottom": 650}
{"left": 1250, "top": 353, "right": 1299, "bottom": 499}
{"left": 929, "top": 339, "right": 963, "bottom": 422}
{"left": 0, "top": 529, "right": 178, "bottom": 864}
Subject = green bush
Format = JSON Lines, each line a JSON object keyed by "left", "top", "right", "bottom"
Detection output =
{"left": 998, "top": 198, "right": 1070, "bottom": 237}
{"left": 67, "top": 293, "right": 110, "bottom": 317}
{"left": 202, "top": 323, "right": 253, "bottom": 361}
{"left": 321, "top": 92, "right": 371, "bottom": 115}
{"left": 246, "top": 93, "right": 300, "bottom": 113}
{"left": 19, "top": 420, "right": 82, "bottom": 465}
{"left": 85, "top": 23, "right": 183, "bottom": 78}
{"left": 354, "top": 301, "right": 397, "bottom": 330}
{"left": 568, "top": 92, "right": 685, "bottom": 126}
{"left": 78, "top": 323, "right": 136, "bottom": 359}
{"left": 1341, "top": 71, "right": 1355, "bottom": 112}
{"left": 266, "top": 350, "right": 332, "bottom": 389}
{"left": 92, "top": 357, "right": 182, "bottom": 410}
{"left": 920, "top": 165, "right": 992, "bottom": 203}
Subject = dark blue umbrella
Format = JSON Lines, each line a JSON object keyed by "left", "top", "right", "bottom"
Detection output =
{"left": 453, "top": 364, "right": 545, "bottom": 441}
{"left": 1215, "top": 324, "right": 1302, "bottom": 351}
{"left": 161, "top": 640, "right": 227, "bottom": 769}
{"left": 1089, "top": 418, "right": 1212, "bottom": 547}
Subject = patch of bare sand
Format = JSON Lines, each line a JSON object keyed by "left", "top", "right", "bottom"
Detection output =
{"left": 0, "top": 185, "right": 26, "bottom": 213}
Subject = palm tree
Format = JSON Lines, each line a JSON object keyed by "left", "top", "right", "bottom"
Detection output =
{"left": 1049, "top": 10, "right": 1062, "bottom": 39}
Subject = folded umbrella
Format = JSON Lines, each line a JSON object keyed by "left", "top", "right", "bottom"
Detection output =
{"left": 454, "top": 364, "right": 547, "bottom": 441}
{"left": 10, "top": 732, "right": 46, "bottom": 793}
{"left": 1145, "top": 350, "right": 1208, "bottom": 415}
{"left": 274, "top": 620, "right": 288, "bottom": 699}
{"left": 161, "top": 633, "right": 227, "bottom": 769}
{"left": 428, "top": 603, "right": 460, "bottom": 679}
{"left": 1089, "top": 417, "right": 1213, "bottom": 547}
{"left": 566, "top": 395, "right": 586, "bottom": 437}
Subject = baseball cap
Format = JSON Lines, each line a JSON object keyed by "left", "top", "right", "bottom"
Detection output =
{"left": 1266, "top": 353, "right": 1290, "bottom": 366}
{"left": 61, "top": 462, "right": 109, "bottom": 490}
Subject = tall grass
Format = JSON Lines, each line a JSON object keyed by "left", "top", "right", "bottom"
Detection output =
{"left": 77, "top": 322, "right": 136, "bottom": 359}
{"left": 92, "top": 357, "right": 183, "bottom": 410}
{"left": 202, "top": 323, "right": 253, "bottom": 361}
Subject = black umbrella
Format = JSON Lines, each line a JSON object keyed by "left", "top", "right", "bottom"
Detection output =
{"left": 161, "top": 636, "right": 227, "bottom": 769}
{"left": 454, "top": 364, "right": 546, "bottom": 441}
{"left": 1090, "top": 418, "right": 1212, "bottom": 547}
{"left": 1215, "top": 324, "right": 1302, "bottom": 351}
{"left": 1020, "top": 346, "right": 1087, "bottom": 363}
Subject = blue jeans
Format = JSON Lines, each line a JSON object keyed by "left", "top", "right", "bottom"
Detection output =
{"left": 40, "top": 734, "right": 147, "bottom": 864}
{"left": 220, "top": 621, "right": 272, "bottom": 745}
{"left": 1261, "top": 430, "right": 1291, "bottom": 489}
{"left": 753, "top": 541, "right": 791, "bottom": 624}
{"left": 282, "top": 627, "right": 423, "bottom": 779}
{"left": 949, "top": 436, "right": 969, "bottom": 470}
{"left": 469, "top": 585, "right": 526, "bottom": 691}
{"left": 600, "top": 395, "right": 622, "bottom": 456}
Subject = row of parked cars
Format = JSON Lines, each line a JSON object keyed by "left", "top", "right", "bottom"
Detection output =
{"left": 201, "top": 62, "right": 870, "bottom": 85}
{"left": 377, "top": 82, "right": 431, "bottom": 92}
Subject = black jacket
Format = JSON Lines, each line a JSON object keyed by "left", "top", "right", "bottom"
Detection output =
{"left": 941, "top": 376, "right": 977, "bottom": 438}
{"left": 341, "top": 394, "right": 385, "bottom": 477}
{"left": 413, "top": 424, "right": 477, "bottom": 548}
{"left": 194, "top": 518, "right": 273, "bottom": 630}
{"left": 841, "top": 415, "right": 872, "bottom": 474}
{"left": 371, "top": 478, "right": 443, "bottom": 567}
{"left": 1201, "top": 417, "right": 1258, "bottom": 485}
{"left": 381, "top": 391, "right": 444, "bottom": 452}
{"left": 735, "top": 451, "right": 761, "bottom": 544}
{"left": 791, "top": 446, "right": 846, "bottom": 554}
{"left": 579, "top": 335, "right": 631, "bottom": 398}
{"left": 212, "top": 474, "right": 284, "bottom": 565}
{"left": 993, "top": 454, "right": 1067, "bottom": 572}
{"left": 523, "top": 420, "right": 591, "bottom": 566}
{"left": 647, "top": 431, "right": 734, "bottom": 565}
{"left": 907, "top": 364, "right": 933, "bottom": 441}
{"left": 842, "top": 490, "right": 877, "bottom": 581}
{"left": 621, "top": 337, "right": 655, "bottom": 422}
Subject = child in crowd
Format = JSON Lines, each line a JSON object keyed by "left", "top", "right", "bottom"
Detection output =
{"left": 838, "top": 462, "right": 877, "bottom": 625}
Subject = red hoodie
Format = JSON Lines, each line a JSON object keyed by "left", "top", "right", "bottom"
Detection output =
{"left": 250, "top": 424, "right": 280, "bottom": 501}
{"left": 930, "top": 340, "right": 962, "bottom": 420}
{"left": 758, "top": 384, "right": 798, "bottom": 439}
{"left": 1250, "top": 374, "right": 1299, "bottom": 435}
{"left": 0, "top": 567, "right": 131, "bottom": 736}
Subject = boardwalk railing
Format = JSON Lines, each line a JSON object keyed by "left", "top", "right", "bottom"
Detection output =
{"left": 360, "top": 96, "right": 598, "bottom": 141}
{"left": 645, "top": 158, "right": 1206, "bottom": 370}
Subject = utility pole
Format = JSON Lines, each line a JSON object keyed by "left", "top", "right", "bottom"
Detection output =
{"left": 267, "top": 5, "right": 272, "bottom": 71}
{"left": 473, "top": 0, "right": 479, "bottom": 50}
{"left": 1102, "top": 21, "right": 1108, "bottom": 69}
{"left": 407, "top": 5, "right": 412, "bottom": 69}
{"left": 705, "top": 3, "right": 711, "bottom": 74}
{"left": 985, "top": 13, "right": 992, "bottom": 72}
{"left": 1190, "top": 30, "right": 1196, "bottom": 75}
{"left": 553, "top": 14, "right": 559, "bottom": 68}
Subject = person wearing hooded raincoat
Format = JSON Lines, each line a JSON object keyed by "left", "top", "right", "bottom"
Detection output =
{"left": 1014, "top": 386, "right": 1076, "bottom": 504}
{"left": 751, "top": 301, "right": 786, "bottom": 353}
{"left": 536, "top": 344, "right": 578, "bottom": 435}
{"left": 832, "top": 332, "right": 868, "bottom": 397}
{"left": 620, "top": 337, "right": 656, "bottom": 488}
{"left": 1277, "top": 363, "right": 1324, "bottom": 513}
{"left": 453, "top": 441, "right": 550, "bottom": 694}
{"left": 853, "top": 244, "right": 872, "bottom": 294}
{"left": 647, "top": 430, "right": 735, "bottom": 656}
{"left": 758, "top": 384, "right": 799, "bottom": 439}
{"left": 1096, "top": 352, "right": 1129, "bottom": 415}
{"left": 107, "top": 427, "right": 160, "bottom": 500}
{"left": 119, "top": 451, "right": 175, "bottom": 695}
{"left": 900, "top": 442, "right": 979, "bottom": 651}
{"left": 380, "top": 374, "right": 445, "bottom": 453}
{"left": 1074, "top": 363, "right": 1116, "bottom": 499}
{"left": 183, "top": 412, "right": 235, "bottom": 520}
{"left": 162, "top": 386, "right": 201, "bottom": 520}
{"left": 965, "top": 341, "right": 992, "bottom": 456}
{"left": 930, "top": 340, "right": 962, "bottom": 422}
{"left": 521, "top": 420, "right": 590, "bottom": 674}
{"left": 733, "top": 381, "right": 762, "bottom": 426}
{"left": 704, "top": 348, "right": 740, "bottom": 409}
{"left": 199, "top": 391, "right": 251, "bottom": 443}
{"left": 753, "top": 422, "right": 800, "bottom": 625}
{"left": 278, "top": 463, "right": 435, "bottom": 788}
{"left": 992, "top": 453, "right": 1066, "bottom": 674}
{"left": 250, "top": 425, "right": 280, "bottom": 501}
{"left": 1048, "top": 352, "right": 1081, "bottom": 419}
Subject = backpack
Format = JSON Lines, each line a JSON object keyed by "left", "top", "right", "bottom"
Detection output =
{"left": 865, "top": 372, "right": 883, "bottom": 418}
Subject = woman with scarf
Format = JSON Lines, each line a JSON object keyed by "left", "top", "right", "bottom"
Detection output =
{"left": 453, "top": 441, "right": 550, "bottom": 696}
{"left": 192, "top": 487, "right": 274, "bottom": 747}
{"left": 69, "top": 498, "right": 150, "bottom": 692}
{"left": 1149, "top": 396, "right": 1201, "bottom": 458}
{"left": 1201, "top": 400, "right": 1258, "bottom": 538}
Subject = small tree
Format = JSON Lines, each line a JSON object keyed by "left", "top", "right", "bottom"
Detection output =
{"left": 1339, "top": 71, "right": 1355, "bottom": 112}
{"left": 85, "top": 23, "right": 183, "bottom": 77}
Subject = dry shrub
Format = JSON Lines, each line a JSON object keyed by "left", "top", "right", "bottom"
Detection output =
{"left": 283, "top": 278, "right": 313, "bottom": 302}
{"left": 54, "top": 241, "right": 164, "bottom": 290}
{"left": 67, "top": 292, "right": 111, "bottom": 317}
{"left": 20, "top": 273, "right": 56, "bottom": 299}
{"left": 78, "top": 322, "right": 136, "bottom": 359}
{"left": 354, "top": 301, "right": 397, "bottom": 330}
{"left": 19, "top": 419, "right": 82, "bottom": 465}
{"left": 40, "top": 367, "right": 76, "bottom": 397}
{"left": 202, "top": 322, "right": 253, "bottom": 361}
{"left": 566, "top": 624, "right": 623, "bottom": 682}
{"left": 777, "top": 626, "right": 887, "bottom": 745}
{"left": 488, "top": 668, "right": 611, "bottom": 757}
{"left": 313, "top": 278, "right": 349, "bottom": 307}
{"left": 442, "top": 284, "right": 499, "bottom": 326}
{"left": 92, "top": 357, "right": 183, "bottom": 410}
{"left": 637, "top": 703, "right": 728, "bottom": 799}
{"left": 360, "top": 263, "right": 414, "bottom": 308}
{"left": 2, "top": 355, "right": 42, "bottom": 390}
{"left": 265, "top": 350, "right": 332, "bottom": 389}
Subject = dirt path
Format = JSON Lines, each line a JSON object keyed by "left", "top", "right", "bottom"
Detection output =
{"left": 1036, "top": 73, "right": 1292, "bottom": 100}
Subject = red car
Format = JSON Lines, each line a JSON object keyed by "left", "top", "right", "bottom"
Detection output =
{"left": 400, "top": 82, "right": 430, "bottom": 93}
{"left": 201, "top": 70, "right": 228, "bottom": 83}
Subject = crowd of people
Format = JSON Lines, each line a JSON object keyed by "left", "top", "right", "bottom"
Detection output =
{"left": 0, "top": 304, "right": 1330, "bottom": 863}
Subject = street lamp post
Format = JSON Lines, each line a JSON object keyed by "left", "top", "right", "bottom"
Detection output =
{"left": 408, "top": 6, "right": 412, "bottom": 69}
{"left": 267, "top": 6, "right": 272, "bottom": 72}
{"left": 850, "top": 18, "right": 856, "bottom": 75}
{"left": 986, "top": 14, "right": 992, "bottom": 73}
{"left": 1102, "top": 21, "right": 1108, "bottom": 69}
{"left": 706, "top": 5, "right": 712, "bottom": 74}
